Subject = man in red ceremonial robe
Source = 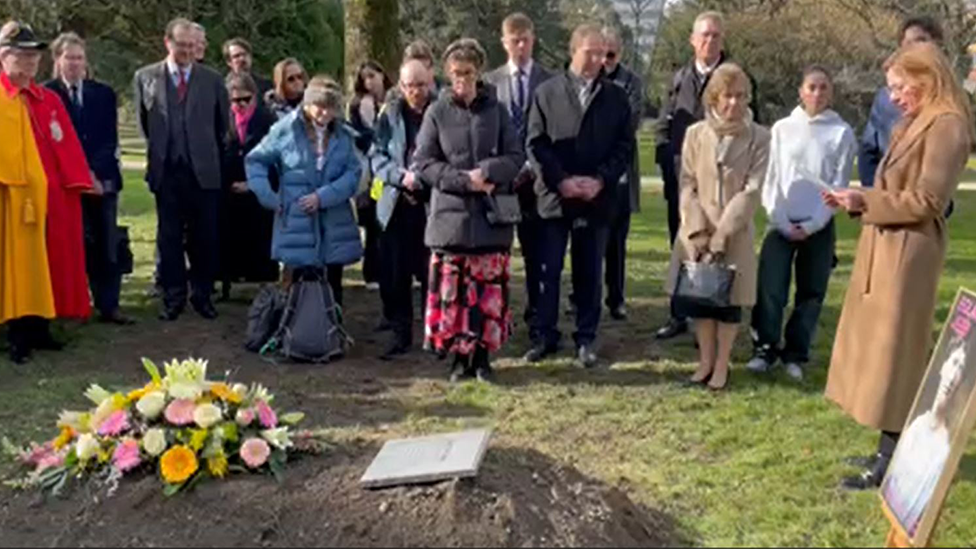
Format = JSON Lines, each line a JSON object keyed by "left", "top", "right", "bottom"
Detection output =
{"left": 1, "top": 21, "right": 93, "bottom": 324}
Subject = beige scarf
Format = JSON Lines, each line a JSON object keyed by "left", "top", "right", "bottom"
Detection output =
{"left": 706, "top": 107, "right": 753, "bottom": 137}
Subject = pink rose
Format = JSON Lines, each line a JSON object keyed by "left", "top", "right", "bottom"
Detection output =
{"left": 236, "top": 407, "right": 255, "bottom": 427}
{"left": 97, "top": 410, "right": 131, "bottom": 437}
{"left": 164, "top": 399, "right": 196, "bottom": 426}
{"left": 256, "top": 400, "right": 277, "bottom": 429}
{"left": 112, "top": 439, "right": 141, "bottom": 473}
{"left": 240, "top": 438, "right": 270, "bottom": 468}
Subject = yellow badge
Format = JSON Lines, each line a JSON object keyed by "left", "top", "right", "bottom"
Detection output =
{"left": 370, "top": 178, "right": 384, "bottom": 201}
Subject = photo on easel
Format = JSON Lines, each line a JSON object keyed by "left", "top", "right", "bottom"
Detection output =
{"left": 881, "top": 288, "right": 976, "bottom": 546}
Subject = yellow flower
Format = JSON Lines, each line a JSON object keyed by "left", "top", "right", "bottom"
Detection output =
{"left": 210, "top": 383, "right": 242, "bottom": 405}
{"left": 189, "top": 429, "right": 209, "bottom": 451}
{"left": 126, "top": 382, "right": 158, "bottom": 403}
{"left": 207, "top": 452, "right": 228, "bottom": 479}
{"left": 52, "top": 426, "right": 76, "bottom": 451}
{"left": 160, "top": 445, "right": 198, "bottom": 484}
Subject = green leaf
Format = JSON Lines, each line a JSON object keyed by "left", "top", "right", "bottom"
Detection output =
{"left": 269, "top": 458, "right": 285, "bottom": 483}
{"left": 142, "top": 358, "right": 162, "bottom": 386}
{"left": 280, "top": 412, "right": 305, "bottom": 425}
{"left": 221, "top": 422, "right": 239, "bottom": 443}
{"left": 162, "top": 482, "right": 182, "bottom": 497}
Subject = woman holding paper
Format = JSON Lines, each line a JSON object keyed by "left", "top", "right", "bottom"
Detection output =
{"left": 823, "top": 43, "right": 974, "bottom": 491}
{"left": 747, "top": 66, "right": 856, "bottom": 382}
{"left": 665, "top": 63, "right": 770, "bottom": 392}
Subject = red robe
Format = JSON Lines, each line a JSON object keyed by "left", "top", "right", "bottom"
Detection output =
{"left": 9, "top": 76, "right": 93, "bottom": 319}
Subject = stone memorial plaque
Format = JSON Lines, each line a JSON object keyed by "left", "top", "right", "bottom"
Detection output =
{"left": 360, "top": 429, "right": 492, "bottom": 489}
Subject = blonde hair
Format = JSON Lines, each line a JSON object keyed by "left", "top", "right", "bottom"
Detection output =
{"left": 502, "top": 12, "right": 534, "bottom": 35}
{"left": 50, "top": 31, "right": 86, "bottom": 79}
{"left": 884, "top": 42, "right": 975, "bottom": 142}
{"left": 569, "top": 24, "right": 604, "bottom": 54}
{"left": 693, "top": 11, "right": 725, "bottom": 33}
{"left": 703, "top": 63, "right": 752, "bottom": 109}
{"left": 272, "top": 57, "right": 307, "bottom": 100}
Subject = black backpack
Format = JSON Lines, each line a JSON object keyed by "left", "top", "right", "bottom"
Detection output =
{"left": 244, "top": 285, "right": 286, "bottom": 352}
{"left": 259, "top": 268, "right": 352, "bottom": 363}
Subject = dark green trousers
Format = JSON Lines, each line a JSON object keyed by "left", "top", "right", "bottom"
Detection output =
{"left": 751, "top": 221, "right": 835, "bottom": 364}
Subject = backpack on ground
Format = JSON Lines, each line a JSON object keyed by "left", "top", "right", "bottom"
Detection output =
{"left": 244, "top": 285, "right": 286, "bottom": 352}
{"left": 260, "top": 268, "right": 352, "bottom": 363}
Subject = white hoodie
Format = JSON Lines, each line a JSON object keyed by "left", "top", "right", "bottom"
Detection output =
{"left": 762, "top": 106, "right": 857, "bottom": 236}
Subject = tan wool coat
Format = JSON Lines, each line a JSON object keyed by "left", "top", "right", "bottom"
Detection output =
{"left": 825, "top": 111, "right": 972, "bottom": 433}
{"left": 666, "top": 119, "right": 771, "bottom": 307}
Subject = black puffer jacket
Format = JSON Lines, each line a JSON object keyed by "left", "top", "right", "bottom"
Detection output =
{"left": 414, "top": 84, "right": 525, "bottom": 252}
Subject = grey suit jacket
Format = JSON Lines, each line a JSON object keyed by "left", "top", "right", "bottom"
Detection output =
{"left": 133, "top": 61, "right": 229, "bottom": 191}
{"left": 484, "top": 62, "right": 554, "bottom": 142}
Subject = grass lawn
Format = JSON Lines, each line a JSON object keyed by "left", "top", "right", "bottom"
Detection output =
{"left": 1, "top": 170, "right": 975, "bottom": 547}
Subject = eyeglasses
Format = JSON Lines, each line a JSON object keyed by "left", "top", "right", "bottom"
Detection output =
{"left": 231, "top": 95, "right": 253, "bottom": 105}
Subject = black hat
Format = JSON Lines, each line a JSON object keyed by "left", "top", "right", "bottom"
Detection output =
{"left": 0, "top": 21, "right": 48, "bottom": 51}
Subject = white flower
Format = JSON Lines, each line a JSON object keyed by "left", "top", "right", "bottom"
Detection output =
{"left": 75, "top": 434, "right": 99, "bottom": 461}
{"left": 136, "top": 391, "right": 167, "bottom": 419}
{"left": 84, "top": 384, "right": 112, "bottom": 405}
{"left": 280, "top": 412, "right": 305, "bottom": 425}
{"left": 163, "top": 358, "right": 208, "bottom": 400}
{"left": 90, "top": 398, "right": 117, "bottom": 433}
{"left": 193, "top": 403, "right": 224, "bottom": 429}
{"left": 57, "top": 411, "right": 89, "bottom": 432}
{"left": 142, "top": 428, "right": 167, "bottom": 457}
{"left": 260, "top": 428, "right": 292, "bottom": 450}
{"left": 231, "top": 383, "right": 249, "bottom": 401}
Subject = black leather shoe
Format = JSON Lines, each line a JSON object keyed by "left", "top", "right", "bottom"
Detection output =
{"left": 192, "top": 300, "right": 219, "bottom": 320}
{"left": 609, "top": 305, "right": 628, "bottom": 321}
{"left": 841, "top": 469, "right": 884, "bottom": 491}
{"left": 159, "top": 307, "right": 183, "bottom": 321}
{"left": 577, "top": 345, "right": 598, "bottom": 369}
{"left": 99, "top": 311, "right": 136, "bottom": 326}
{"left": 374, "top": 318, "right": 393, "bottom": 333}
{"left": 9, "top": 344, "right": 31, "bottom": 364}
{"left": 380, "top": 337, "right": 410, "bottom": 360}
{"left": 523, "top": 343, "right": 556, "bottom": 363}
{"left": 655, "top": 318, "right": 688, "bottom": 340}
{"left": 33, "top": 334, "right": 64, "bottom": 352}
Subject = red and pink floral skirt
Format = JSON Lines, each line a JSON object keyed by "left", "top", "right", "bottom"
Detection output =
{"left": 424, "top": 251, "right": 513, "bottom": 355}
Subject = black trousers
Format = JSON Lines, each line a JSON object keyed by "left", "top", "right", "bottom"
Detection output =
{"left": 534, "top": 217, "right": 609, "bottom": 348}
{"left": 83, "top": 193, "right": 123, "bottom": 316}
{"left": 359, "top": 199, "right": 382, "bottom": 285}
{"left": 605, "top": 189, "right": 632, "bottom": 310}
{"left": 155, "top": 165, "right": 219, "bottom": 310}
{"left": 751, "top": 222, "right": 835, "bottom": 364}
{"left": 517, "top": 214, "right": 544, "bottom": 337}
{"left": 379, "top": 202, "right": 429, "bottom": 341}
{"left": 662, "top": 154, "right": 683, "bottom": 321}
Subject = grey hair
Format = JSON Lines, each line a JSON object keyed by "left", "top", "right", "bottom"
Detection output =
{"left": 303, "top": 75, "right": 344, "bottom": 111}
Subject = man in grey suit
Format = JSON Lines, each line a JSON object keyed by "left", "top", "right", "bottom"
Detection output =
{"left": 484, "top": 12, "right": 553, "bottom": 342}
{"left": 134, "top": 17, "right": 229, "bottom": 321}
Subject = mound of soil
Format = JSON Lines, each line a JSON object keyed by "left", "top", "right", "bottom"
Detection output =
{"left": 0, "top": 443, "right": 676, "bottom": 547}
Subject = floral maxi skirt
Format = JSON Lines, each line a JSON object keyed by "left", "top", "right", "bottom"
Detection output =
{"left": 424, "top": 251, "right": 512, "bottom": 355}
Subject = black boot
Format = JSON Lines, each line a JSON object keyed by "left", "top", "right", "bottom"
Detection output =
{"left": 473, "top": 346, "right": 494, "bottom": 383}
{"left": 449, "top": 353, "right": 475, "bottom": 383}
{"left": 841, "top": 431, "right": 899, "bottom": 491}
{"left": 8, "top": 319, "right": 32, "bottom": 364}
{"left": 380, "top": 331, "right": 411, "bottom": 360}
{"left": 30, "top": 318, "right": 63, "bottom": 352}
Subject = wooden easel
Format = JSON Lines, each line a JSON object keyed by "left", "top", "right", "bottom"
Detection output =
{"left": 882, "top": 500, "right": 943, "bottom": 548}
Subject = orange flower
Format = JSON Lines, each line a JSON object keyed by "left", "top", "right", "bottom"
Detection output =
{"left": 210, "top": 383, "right": 242, "bottom": 404}
{"left": 52, "top": 426, "right": 76, "bottom": 450}
{"left": 160, "top": 445, "right": 198, "bottom": 484}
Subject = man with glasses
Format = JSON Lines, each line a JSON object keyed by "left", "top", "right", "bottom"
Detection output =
{"left": 134, "top": 17, "right": 229, "bottom": 321}
{"left": 485, "top": 12, "right": 554, "bottom": 343}
{"left": 600, "top": 26, "right": 643, "bottom": 321}
{"left": 222, "top": 37, "right": 272, "bottom": 104}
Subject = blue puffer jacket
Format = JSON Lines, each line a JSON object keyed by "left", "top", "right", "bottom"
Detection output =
{"left": 245, "top": 110, "right": 363, "bottom": 268}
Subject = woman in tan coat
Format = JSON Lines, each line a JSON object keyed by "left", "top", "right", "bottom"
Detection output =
{"left": 667, "top": 63, "right": 770, "bottom": 391}
{"left": 823, "top": 43, "right": 974, "bottom": 490}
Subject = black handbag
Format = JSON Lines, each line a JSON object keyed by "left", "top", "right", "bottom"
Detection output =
{"left": 484, "top": 193, "right": 522, "bottom": 226}
{"left": 674, "top": 260, "right": 736, "bottom": 308}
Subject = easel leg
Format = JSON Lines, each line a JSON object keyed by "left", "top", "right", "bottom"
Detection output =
{"left": 886, "top": 527, "right": 912, "bottom": 548}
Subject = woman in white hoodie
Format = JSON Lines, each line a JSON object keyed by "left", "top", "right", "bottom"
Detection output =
{"left": 747, "top": 66, "right": 856, "bottom": 381}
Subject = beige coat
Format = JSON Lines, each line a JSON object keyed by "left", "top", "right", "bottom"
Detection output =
{"left": 825, "top": 111, "right": 971, "bottom": 433}
{"left": 666, "top": 120, "right": 771, "bottom": 307}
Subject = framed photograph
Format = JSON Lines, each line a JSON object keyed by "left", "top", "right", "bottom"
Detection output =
{"left": 880, "top": 288, "right": 976, "bottom": 546}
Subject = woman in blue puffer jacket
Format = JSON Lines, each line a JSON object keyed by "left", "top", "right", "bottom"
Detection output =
{"left": 245, "top": 76, "right": 363, "bottom": 305}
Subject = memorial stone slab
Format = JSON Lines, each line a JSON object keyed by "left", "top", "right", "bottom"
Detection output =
{"left": 360, "top": 429, "right": 492, "bottom": 489}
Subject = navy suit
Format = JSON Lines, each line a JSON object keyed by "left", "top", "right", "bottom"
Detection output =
{"left": 45, "top": 78, "right": 124, "bottom": 316}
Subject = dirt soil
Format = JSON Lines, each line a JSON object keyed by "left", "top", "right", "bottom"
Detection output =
{"left": 0, "top": 285, "right": 678, "bottom": 547}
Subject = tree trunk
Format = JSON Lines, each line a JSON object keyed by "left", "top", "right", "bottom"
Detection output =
{"left": 344, "top": 0, "right": 400, "bottom": 87}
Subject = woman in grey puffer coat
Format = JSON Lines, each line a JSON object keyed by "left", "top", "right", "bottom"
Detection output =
{"left": 413, "top": 38, "right": 525, "bottom": 382}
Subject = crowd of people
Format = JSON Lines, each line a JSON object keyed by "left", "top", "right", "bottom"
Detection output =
{"left": 0, "top": 10, "right": 974, "bottom": 491}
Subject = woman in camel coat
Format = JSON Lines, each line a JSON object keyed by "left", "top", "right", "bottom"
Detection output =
{"left": 666, "top": 63, "right": 771, "bottom": 391}
{"left": 823, "top": 42, "right": 974, "bottom": 490}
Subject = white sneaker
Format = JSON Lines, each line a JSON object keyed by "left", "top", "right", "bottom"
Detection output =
{"left": 746, "top": 356, "right": 772, "bottom": 373}
{"left": 785, "top": 362, "right": 804, "bottom": 381}
{"left": 365, "top": 282, "right": 380, "bottom": 291}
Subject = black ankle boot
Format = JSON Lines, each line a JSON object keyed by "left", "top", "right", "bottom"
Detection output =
{"left": 450, "top": 353, "right": 475, "bottom": 383}
{"left": 473, "top": 347, "right": 493, "bottom": 382}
